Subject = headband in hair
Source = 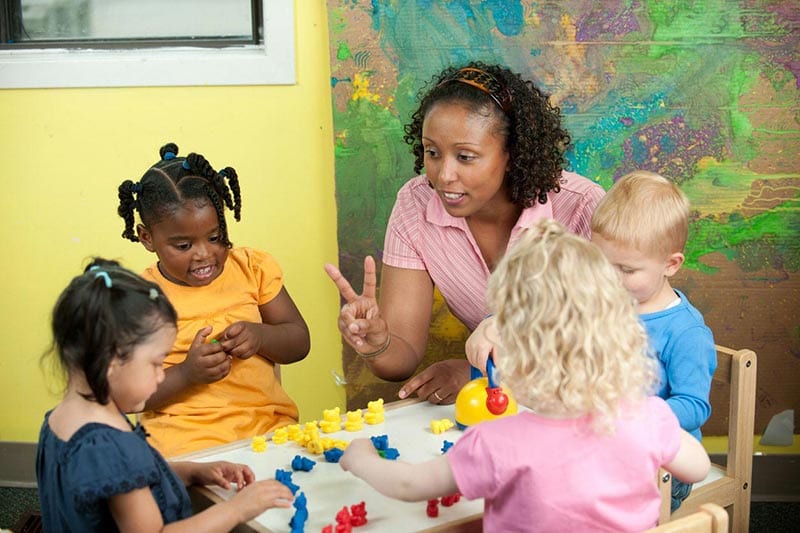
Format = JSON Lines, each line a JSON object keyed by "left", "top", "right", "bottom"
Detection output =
{"left": 163, "top": 151, "right": 177, "bottom": 160}
{"left": 439, "top": 67, "right": 513, "bottom": 114}
{"left": 130, "top": 181, "right": 143, "bottom": 194}
{"left": 182, "top": 160, "right": 191, "bottom": 170}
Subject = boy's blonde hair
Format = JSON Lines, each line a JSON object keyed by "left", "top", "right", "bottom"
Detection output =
{"left": 591, "top": 170, "right": 690, "bottom": 257}
{"left": 488, "top": 219, "right": 658, "bottom": 432}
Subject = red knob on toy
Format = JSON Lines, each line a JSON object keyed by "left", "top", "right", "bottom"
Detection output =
{"left": 485, "top": 386, "right": 509, "bottom": 415}
{"left": 484, "top": 356, "right": 509, "bottom": 415}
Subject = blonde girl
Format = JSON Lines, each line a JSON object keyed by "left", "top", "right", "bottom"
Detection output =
{"left": 340, "top": 219, "right": 709, "bottom": 532}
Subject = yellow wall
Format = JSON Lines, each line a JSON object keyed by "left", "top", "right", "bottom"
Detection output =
{"left": 0, "top": 3, "right": 346, "bottom": 442}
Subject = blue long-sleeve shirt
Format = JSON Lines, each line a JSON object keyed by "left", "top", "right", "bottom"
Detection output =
{"left": 642, "top": 289, "right": 717, "bottom": 441}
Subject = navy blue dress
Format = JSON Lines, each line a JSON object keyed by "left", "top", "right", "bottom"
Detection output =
{"left": 36, "top": 411, "right": 192, "bottom": 532}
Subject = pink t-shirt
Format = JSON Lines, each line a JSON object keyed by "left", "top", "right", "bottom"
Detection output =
{"left": 383, "top": 172, "right": 604, "bottom": 330}
{"left": 447, "top": 396, "right": 681, "bottom": 532}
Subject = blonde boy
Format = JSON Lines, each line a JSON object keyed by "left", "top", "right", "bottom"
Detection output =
{"left": 591, "top": 170, "right": 716, "bottom": 511}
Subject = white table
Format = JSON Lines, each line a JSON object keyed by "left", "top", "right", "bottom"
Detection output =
{"left": 180, "top": 399, "right": 483, "bottom": 532}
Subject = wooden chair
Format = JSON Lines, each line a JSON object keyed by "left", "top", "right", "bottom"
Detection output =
{"left": 658, "top": 345, "right": 757, "bottom": 532}
{"left": 648, "top": 503, "right": 729, "bottom": 532}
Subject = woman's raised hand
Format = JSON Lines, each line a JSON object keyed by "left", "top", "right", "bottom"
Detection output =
{"left": 324, "top": 256, "right": 390, "bottom": 354}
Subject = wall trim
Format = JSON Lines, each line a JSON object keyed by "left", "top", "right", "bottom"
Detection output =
{"left": 0, "top": 442, "right": 37, "bottom": 488}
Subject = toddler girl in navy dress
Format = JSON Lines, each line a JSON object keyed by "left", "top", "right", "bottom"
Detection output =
{"left": 36, "top": 258, "right": 293, "bottom": 532}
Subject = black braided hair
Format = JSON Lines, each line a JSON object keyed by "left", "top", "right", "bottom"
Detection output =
{"left": 117, "top": 143, "right": 242, "bottom": 246}
{"left": 47, "top": 258, "right": 177, "bottom": 405}
{"left": 403, "top": 61, "right": 571, "bottom": 207}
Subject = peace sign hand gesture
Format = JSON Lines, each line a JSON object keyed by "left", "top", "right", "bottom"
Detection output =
{"left": 324, "top": 256, "right": 389, "bottom": 354}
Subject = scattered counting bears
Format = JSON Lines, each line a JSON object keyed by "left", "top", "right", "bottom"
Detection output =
{"left": 441, "top": 492, "right": 462, "bottom": 506}
{"left": 326, "top": 502, "right": 366, "bottom": 531}
{"left": 344, "top": 410, "right": 364, "bottom": 432}
{"left": 370, "top": 434, "right": 399, "bottom": 459}
{"left": 334, "top": 505, "right": 352, "bottom": 532}
{"left": 364, "top": 398, "right": 385, "bottom": 425}
{"left": 425, "top": 493, "right": 461, "bottom": 518}
{"left": 275, "top": 468, "right": 300, "bottom": 495}
{"left": 289, "top": 491, "right": 308, "bottom": 533}
{"left": 267, "top": 398, "right": 385, "bottom": 454}
{"left": 272, "top": 426, "right": 289, "bottom": 444}
{"left": 379, "top": 447, "right": 400, "bottom": 460}
{"left": 247, "top": 400, "right": 405, "bottom": 530}
{"left": 370, "top": 434, "right": 389, "bottom": 451}
{"left": 251, "top": 435, "right": 268, "bottom": 452}
{"left": 441, "top": 440, "right": 454, "bottom": 453}
{"left": 320, "top": 407, "right": 342, "bottom": 433}
{"left": 426, "top": 498, "right": 439, "bottom": 518}
{"left": 324, "top": 447, "right": 344, "bottom": 463}
{"left": 430, "top": 418, "right": 454, "bottom": 434}
{"left": 291, "top": 454, "right": 316, "bottom": 472}
{"left": 349, "top": 501, "right": 367, "bottom": 527}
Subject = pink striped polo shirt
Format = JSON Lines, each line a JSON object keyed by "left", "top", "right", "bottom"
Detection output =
{"left": 383, "top": 171, "right": 605, "bottom": 331}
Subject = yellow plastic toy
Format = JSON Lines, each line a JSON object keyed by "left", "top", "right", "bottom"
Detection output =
{"left": 454, "top": 358, "right": 517, "bottom": 429}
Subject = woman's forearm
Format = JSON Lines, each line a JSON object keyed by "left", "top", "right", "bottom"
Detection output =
{"left": 359, "top": 333, "right": 426, "bottom": 381}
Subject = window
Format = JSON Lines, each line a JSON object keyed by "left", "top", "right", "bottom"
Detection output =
{"left": 0, "top": 0, "right": 295, "bottom": 88}
{"left": 1, "top": 0, "right": 258, "bottom": 47}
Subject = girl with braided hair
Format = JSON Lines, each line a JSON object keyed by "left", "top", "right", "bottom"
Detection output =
{"left": 117, "top": 143, "right": 310, "bottom": 457}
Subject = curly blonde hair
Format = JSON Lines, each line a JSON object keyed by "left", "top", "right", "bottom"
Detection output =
{"left": 487, "top": 219, "right": 659, "bottom": 433}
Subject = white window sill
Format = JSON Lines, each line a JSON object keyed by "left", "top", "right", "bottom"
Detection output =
{"left": 0, "top": 1, "right": 295, "bottom": 89}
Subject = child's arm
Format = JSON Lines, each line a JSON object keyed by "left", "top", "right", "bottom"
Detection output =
{"left": 108, "top": 479, "right": 292, "bottom": 533}
{"left": 218, "top": 287, "right": 310, "bottom": 364}
{"left": 664, "top": 429, "right": 711, "bottom": 484}
{"left": 662, "top": 328, "right": 716, "bottom": 433}
{"left": 339, "top": 438, "right": 458, "bottom": 501}
{"left": 465, "top": 315, "right": 498, "bottom": 372}
{"left": 170, "top": 461, "right": 254, "bottom": 490}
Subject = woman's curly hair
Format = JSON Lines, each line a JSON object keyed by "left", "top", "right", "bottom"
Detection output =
{"left": 402, "top": 61, "right": 571, "bottom": 207}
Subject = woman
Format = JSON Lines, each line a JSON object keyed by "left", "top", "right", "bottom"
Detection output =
{"left": 326, "top": 61, "right": 604, "bottom": 404}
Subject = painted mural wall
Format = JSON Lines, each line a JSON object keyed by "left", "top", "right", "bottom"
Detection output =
{"left": 326, "top": 0, "right": 799, "bottom": 435}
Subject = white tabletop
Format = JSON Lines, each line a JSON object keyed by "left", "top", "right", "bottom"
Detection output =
{"left": 182, "top": 399, "right": 483, "bottom": 532}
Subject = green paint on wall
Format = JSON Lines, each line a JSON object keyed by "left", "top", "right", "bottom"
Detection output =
{"left": 337, "top": 41, "right": 352, "bottom": 61}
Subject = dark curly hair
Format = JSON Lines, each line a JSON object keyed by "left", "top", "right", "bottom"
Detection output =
{"left": 117, "top": 142, "right": 242, "bottom": 247}
{"left": 47, "top": 258, "right": 177, "bottom": 405}
{"left": 402, "top": 61, "right": 570, "bottom": 207}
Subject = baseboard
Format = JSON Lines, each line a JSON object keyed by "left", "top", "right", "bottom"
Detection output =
{"left": 0, "top": 442, "right": 37, "bottom": 488}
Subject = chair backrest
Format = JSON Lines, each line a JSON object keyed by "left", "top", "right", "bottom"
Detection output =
{"left": 658, "top": 345, "right": 757, "bottom": 532}
{"left": 648, "top": 503, "right": 729, "bottom": 532}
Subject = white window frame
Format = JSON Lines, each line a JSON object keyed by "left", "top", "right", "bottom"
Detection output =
{"left": 0, "top": 0, "right": 295, "bottom": 88}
